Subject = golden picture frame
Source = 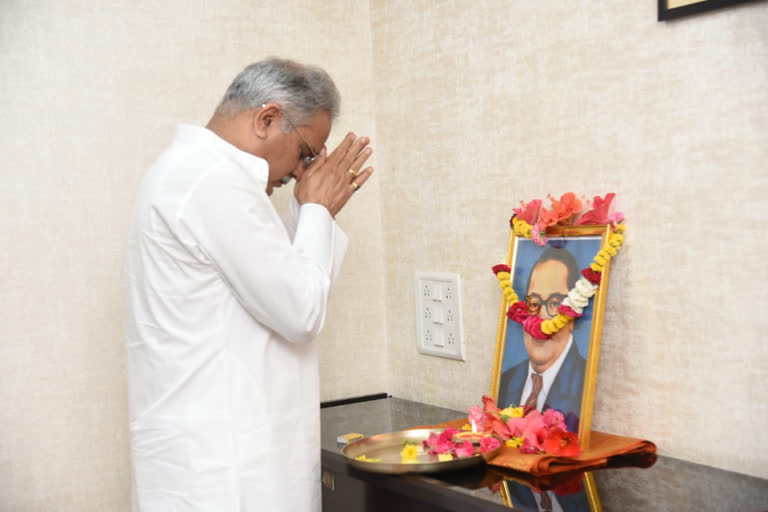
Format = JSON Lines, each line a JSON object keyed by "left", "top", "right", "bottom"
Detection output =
{"left": 490, "top": 224, "right": 614, "bottom": 512}
{"left": 658, "top": 0, "right": 759, "bottom": 20}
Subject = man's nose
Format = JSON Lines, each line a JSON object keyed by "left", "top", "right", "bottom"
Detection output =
{"left": 291, "top": 162, "right": 307, "bottom": 181}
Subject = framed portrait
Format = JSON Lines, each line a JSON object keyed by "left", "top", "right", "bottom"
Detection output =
{"left": 490, "top": 224, "right": 613, "bottom": 512}
{"left": 490, "top": 224, "right": 611, "bottom": 446}
{"left": 658, "top": 0, "right": 758, "bottom": 21}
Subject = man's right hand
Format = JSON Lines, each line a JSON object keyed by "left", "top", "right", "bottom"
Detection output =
{"left": 294, "top": 132, "right": 374, "bottom": 217}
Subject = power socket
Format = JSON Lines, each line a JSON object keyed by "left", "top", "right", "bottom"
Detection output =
{"left": 415, "top": 272, "right": 465, "bottom": 361}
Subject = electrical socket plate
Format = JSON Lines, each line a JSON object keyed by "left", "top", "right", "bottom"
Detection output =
{"left": 414, "top": 271, "right": 465, "bottom": 361}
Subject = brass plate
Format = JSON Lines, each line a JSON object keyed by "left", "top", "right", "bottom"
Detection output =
{"left": 342, "top": 428, "right": 501, "bottom": 474}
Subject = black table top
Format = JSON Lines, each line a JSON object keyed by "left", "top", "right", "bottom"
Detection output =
{"left": 321, "top": 396, "right": 768, "bottom": 511}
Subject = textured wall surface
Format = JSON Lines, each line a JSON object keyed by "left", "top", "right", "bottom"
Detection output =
{"left": 0, "top": 1, "right": 386, "bottom": 510}
{"left": 370, "top": 0, "right": 768, "bottom": 479}
{"left": 2, "top": 0, "right": 767, "bottom": 510}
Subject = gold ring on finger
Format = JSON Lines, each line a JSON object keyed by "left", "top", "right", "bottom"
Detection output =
{"left": 351, "top": 182, "right": 360, "bottom": 191}
{"left": 348, "top": 169, "right": 357, "bottom": 176}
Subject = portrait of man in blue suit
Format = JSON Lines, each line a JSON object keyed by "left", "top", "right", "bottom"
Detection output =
{"left": 497, "top": 239, "right": 600, "bottom": 433}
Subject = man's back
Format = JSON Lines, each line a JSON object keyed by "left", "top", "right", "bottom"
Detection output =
{"left": 127, "top": 125, "right": 329, "bottom": 511}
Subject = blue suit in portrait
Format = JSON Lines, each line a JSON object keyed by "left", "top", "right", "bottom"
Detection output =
{"left": 498, "top": 342, "right": 586, "bottom": 433}
{"left": 505, "top": 481, "right": 591, "bottom": 512}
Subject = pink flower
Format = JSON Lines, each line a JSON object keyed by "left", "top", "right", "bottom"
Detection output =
{"left": 424, "top": 428, "right": 459, "bottom": 454}
{"left": 542, "top": 409, "right": 566, "bottom": 430}
{"left": 557, "top": 304, "right": 583, "bottom": 318}
{"left": 455, "top": 440, "right": 476, "bottom": 458}
{"left": 522, "top": 315, "right": 549, "bottom": 340}
{"left": 513, "top": 199, "right": 542, "bottom": 225}
{"left": 518, "top": 411, "right": 548, "bottom": 453}
{"left": 575, "top": 193, "right": 624, "bottom": 226}
{"left": 505, "top": 416, "right": 527, "bottom": 438}
{"left": 479, "top": 436, "right": 501, "bottom": 453}
{"left": 531, "top": 222, "right": 548, "bottom": 246}
{"left": 468, "top": 405, "right": 488, "bottom": 432}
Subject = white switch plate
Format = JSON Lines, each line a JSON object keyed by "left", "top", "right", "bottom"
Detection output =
{"left": 415, "top": 271, "right": 465, "bottom": 361}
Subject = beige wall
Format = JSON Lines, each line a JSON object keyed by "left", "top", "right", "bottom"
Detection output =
{"left": 0, "top": 1, "right": 386, "bottom": 509}
{"left": 1, "top": 0, "right": 767, "bottom": 510}
{"left": 371, "top": 0, "right": 768, "bottom": 479}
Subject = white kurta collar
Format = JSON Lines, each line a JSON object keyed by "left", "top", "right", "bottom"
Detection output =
{"left": 174, "top": 124, "right": 269, "bottom": 187}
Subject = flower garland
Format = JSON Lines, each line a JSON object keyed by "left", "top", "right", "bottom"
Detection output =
{"left": 494, "top": 193, "right": 626, "bottom": 340}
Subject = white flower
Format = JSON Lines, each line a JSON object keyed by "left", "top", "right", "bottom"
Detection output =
{"left": 561, "top": 297, "right": 583, "bottom": 315}
{"left": 574, "top": 277, "right": 598, "bottom": 299}
{"left": 567, "top": 288, "right": 590, "bottom": 308}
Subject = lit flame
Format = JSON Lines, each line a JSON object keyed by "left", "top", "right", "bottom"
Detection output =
{"left": 470, "top": 418, "right": 477, "bottom": 433}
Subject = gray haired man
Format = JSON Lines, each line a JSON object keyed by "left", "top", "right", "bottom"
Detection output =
{"left": 126, "top": 58, "right": 373, "bottom": 511}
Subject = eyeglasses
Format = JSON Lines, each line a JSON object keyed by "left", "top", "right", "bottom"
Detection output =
{"left": 280, "top": 109, "right": 318, "bottom": 167}
{"left": 525, "top": 293, "right": 568, "bottom": 318}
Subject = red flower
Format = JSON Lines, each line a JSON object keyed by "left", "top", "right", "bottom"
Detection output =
{"left": 542, "top": 428, "right": 582, "bottom": 457}
{"left": 506, "top": 301, "right": 530, "bottom": 323}
{"left": 552, "top": 475, "right": 584, "bottom": 496}
{"left": 492, "top": 264, "right": 511, "bottom": 275}
{"left": 580, "top": 267, "right": 602, "bottom": 284}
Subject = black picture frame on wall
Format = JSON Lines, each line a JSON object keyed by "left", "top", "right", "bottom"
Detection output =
{"left": 658, "top": 0, "right": 758, "bottom": 20}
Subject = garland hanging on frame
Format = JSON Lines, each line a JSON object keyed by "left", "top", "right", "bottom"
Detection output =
{"left": 493, "top": 193, "right": 626, "bottom": 341}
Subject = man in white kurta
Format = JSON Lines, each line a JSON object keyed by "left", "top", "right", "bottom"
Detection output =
{"left": 126, "top": 59, "right": 373, "bottom": 511}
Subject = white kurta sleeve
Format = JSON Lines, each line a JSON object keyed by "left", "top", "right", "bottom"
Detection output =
{"left": 286, "top": 196, "right": 348, "bottom": 284}
{"left": 176, "top": 164, "right": 347, "bottom": 344}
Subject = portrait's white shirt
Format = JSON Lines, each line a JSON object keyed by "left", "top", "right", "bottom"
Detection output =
{"left": 519, "top": 334, "right": 574, "bottom": 410}
{"left": 126, "top": 124, "right": 347, "bottom": 512}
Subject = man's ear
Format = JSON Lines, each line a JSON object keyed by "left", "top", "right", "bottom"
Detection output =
{"left": 252, "top": 103, "right": 281, "bottom": 140}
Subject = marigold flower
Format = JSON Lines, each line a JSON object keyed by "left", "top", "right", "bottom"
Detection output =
{"left": 500, "top": 405, "right": 524, "bottom": 419}
{"left": 505, "top": 437, "right": 524, "bottom": 448}
{"left": 400, "top": 444, "right": 420, "bottom": 460}
{"left": 355, "top": 454, "right": 381, "bottom": 463}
